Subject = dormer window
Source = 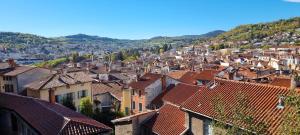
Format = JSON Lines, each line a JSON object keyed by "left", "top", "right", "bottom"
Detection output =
{"left": 277, "top": 96, "right": 285, "bottom": 109}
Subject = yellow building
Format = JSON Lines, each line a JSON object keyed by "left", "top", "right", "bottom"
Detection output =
{"left": 25, "top": 71, "right": 93, "bottom": 111}
{"left": 120, "top": 87, "right": 132, "bottom": 115}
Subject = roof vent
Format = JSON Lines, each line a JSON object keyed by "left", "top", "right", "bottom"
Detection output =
{"left": 207, "top": 80, "right": 217, "bottom": 89}
{"left": 277, "top": 96, "right": 285, "bottom": 109}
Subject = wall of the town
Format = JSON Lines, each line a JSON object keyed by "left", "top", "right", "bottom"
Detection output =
{"left": 27, "top": 89, "right": 40, "bottom": 98}
{"left": 39, "top": 82, "right": 92, "bottom": 110}
{"left": 144, "top": 79, "right": 162, "bottom": 107}
{"left": 132, "top": 92, "right": 146, "bottom": 114}
{"left": 114, "top": 122, "right": 133, "bottom": 135}
{"left": 166, "top": 76, "right": 180, "bottom": 87}
{"left": 94, "top": 92, "right": 112, "bottom": 107}
{"left": 121, "top": 88, "right": 131, "bottom": 115}
{"left": 187, "top": 112, "right": 227, "bottom": 135}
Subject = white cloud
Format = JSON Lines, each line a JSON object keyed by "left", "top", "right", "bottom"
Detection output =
{"left": 284, "top": 0, "right": 300, "bottom": 3}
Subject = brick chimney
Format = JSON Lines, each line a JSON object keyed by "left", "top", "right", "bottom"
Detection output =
{"left": 6, "top": 58, "right": 17, "bottom": 68}
{"left": 49, "top": 89, "right": 55, "bottom": 103}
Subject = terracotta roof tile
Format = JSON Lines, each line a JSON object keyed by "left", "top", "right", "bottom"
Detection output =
{"left": 144, "top": 104, "right": 187, "bottom": 135}
{"left": 0, "top": 93, "right": 111, "bottom": 135}
{"left": 129, "top": 73, "right": 162, "bottom": 91}
{"left": 167, "top": 70, "right": 189, "bottom": 79}
{"left": 92, "top": 82, "right": 123, "bottom": 100}
{"left": 163, "top": 83, "right": 200, "bottom": 106}
{"left": 179, "top": 70, "right": 219, "bottom": 84}
{"left": 270, "top": 78, "right": 291, "bottom": 88}
{"left": 181, "top": 79, "right": 290, "bottom": 134}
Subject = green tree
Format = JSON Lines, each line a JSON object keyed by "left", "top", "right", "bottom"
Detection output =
{"left": 80, "top": 97, "right": 94, "bottom": 117}
{"left": 280, "top": 89, "right": 300, "bottom": 134}
{"left": 71, "top": 52, "right": 79, "bottom": 62}
{"left": 212, "top": 92, "right": 268, "bottom": 135}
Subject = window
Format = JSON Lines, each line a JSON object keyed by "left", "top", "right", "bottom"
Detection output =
{"left": 4, "top": 76, "right": 12, "bottom": 81}
{"left": 125, "top": 107, "right": 129, "bottom": 115}
{"left": 55, "top": 95, "right": 63, "bottom": 103}
{"left": 78, "top": 90, "right": 87, "bottom": 99}
{"left": 204, "top": 120, "right": 213, "bottom": 135}
{"left": 66, "top": 93, "right": 74, "bottom": 100}
{"left": 139, "top": 103, "right": 142, "bottom": 112}
{"left": 132, "top": 101, "right": 135, "bottom": 109}
{"left": 4, "top": 84, "right": 13, "bottom": 93}
{"left": 277, "top": 96, "right": 285, "bottom": 109}
{"left": 138, "top": 90, "right": 142, "bottom": 97}
{"left": 132, "top": 90, "right": 135, "bottom": 95}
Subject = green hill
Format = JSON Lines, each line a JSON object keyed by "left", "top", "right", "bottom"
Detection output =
{"left": 0, "top": 31, "right": 224, "bottom": 50}
{"left": 216, "top": 17, "right": 300, "bottom": 41}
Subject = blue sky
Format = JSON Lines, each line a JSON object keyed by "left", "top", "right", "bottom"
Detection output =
{"left": 0, "top": 0, "right": 300, "bottom": 39}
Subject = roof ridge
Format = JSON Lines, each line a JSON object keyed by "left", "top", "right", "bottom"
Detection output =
{"left": 215, "top": 78, "right": 289, "bottom": 90}
{"left": 38, "top": 74, "right": 56, "bottom": 90}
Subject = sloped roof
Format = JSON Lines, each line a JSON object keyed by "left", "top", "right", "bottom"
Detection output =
{"left": 0, "top": 93, "right": 111, "bottom": 135}
{"left": 179, "top": 70, "right": 219, "bottom": 84}
{"left": 92, "top": 82, "right": 123, "bottom": 100}
{"left": 167, "top": 70, "right": 189, "bottom": 79}
{"left": 25, "top": 72, "right": 93, "bottom": 90}
{"left": 163, "top": 83, "right": 200, "bottom": 106}
{"left": 181, "top": 79, "right": 290, "bottom": 134}
{"left": 129, "top": 73, "right": 162, "bottom": 91}
{"left": 4, "top": 66, "right": 35, "bottom": 76}
{"left": 143, "top": 104, "right": 187, "bottom": 135}
{"left": 270, "top": 77, "right": 291, "bottom": 88}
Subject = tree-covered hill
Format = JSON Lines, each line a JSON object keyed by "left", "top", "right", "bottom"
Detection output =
{"left": 0, "top": 30, "right": 224, "bottom": 50}
{"left": 215, "top": 17, "right": 300, "bottom": 42}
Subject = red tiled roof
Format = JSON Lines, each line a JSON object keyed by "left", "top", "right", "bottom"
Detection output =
{"left": 167, "top": 70, "right": 189, "bottom": 79}
{"left": 163, "top": 83, "right": 200, "bottom": 106}
{"left": 0, "top": 93, "right": 111, "bottom": 135}
{"left": 181, "top": 79, "right": 290, "bottom": 134}
{"left": 92, "top": 82, "right": 123, "bottom": 100}
{"left": 179, "top": 70, "right": 219, "bottom": 84}
{"left": 129, "top": 73, "right": 162, "bottom": 91}
{"left": 144, "top": 104, "right": 187, "bottom": 135}
{"left": 270, "top": 78, "right": 291, "bottom": 88}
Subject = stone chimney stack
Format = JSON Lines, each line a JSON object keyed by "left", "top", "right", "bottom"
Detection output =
{"left": 49, "top": 89, "right": 55, "bottom": 104}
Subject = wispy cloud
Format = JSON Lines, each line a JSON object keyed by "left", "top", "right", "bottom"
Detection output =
{"left": 284, "top": 0, "right": 300, "bottom": 3}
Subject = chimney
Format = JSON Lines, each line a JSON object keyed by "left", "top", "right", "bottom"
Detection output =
{"left": 161, "top": 75, "right": 167, "bottom": 91}
{"left": 49, "top": 89, "right": 55, "bottom": 103}
{"left": 290, "top": 75, "right": 297, "bottom": 90}
{"left": 73, "top": 62, "right": 77, "bottom": 68}
{"left": 136, "top": 74, "right": 141, "bottom": 81}
{"left": 229, "top": 72, "right": 234, "bottom": 80}
{"left": 6, "top": 58, "right": 16, "bottom": 68}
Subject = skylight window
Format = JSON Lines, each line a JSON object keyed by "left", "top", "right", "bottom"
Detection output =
{"left": 277, "top": 96, "right": 285, "bottom": 109}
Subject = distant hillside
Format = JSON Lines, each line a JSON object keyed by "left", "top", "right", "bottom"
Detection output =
{"left": 0, "top": 30, "right": 224, "bottom": 50}
{"left": 216, "top": 17, "right": 300, "bottom": 41}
